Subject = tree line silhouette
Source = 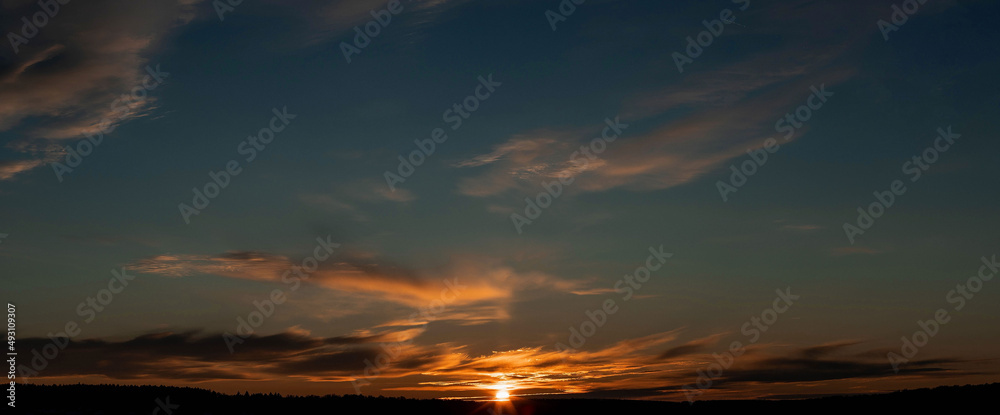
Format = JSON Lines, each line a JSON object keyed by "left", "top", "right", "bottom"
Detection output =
{"left": 17, "top": 382, "right": 999, "bottom": 414}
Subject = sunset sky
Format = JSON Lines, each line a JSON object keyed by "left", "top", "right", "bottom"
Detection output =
{"left": 3, "top": 0, "right": 999, "bottom": 401}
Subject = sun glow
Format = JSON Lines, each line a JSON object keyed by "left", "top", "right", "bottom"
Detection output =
{"left": 495, "top": 387, "right": 510, "bottom": 400}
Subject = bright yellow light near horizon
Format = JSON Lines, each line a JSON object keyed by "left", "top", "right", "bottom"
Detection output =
{"left": 495, "top": 387, "right": 510, "bottom": 400}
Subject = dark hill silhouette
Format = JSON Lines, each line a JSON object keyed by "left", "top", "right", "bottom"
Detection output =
{"left": 16, "top": 382, "right": 999, "bottom": 414}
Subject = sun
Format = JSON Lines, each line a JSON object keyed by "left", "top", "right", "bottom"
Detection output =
{"left": 495, "top": 388, "right": 510, "bottom": 400}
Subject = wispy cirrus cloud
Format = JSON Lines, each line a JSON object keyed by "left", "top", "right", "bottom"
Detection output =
{"left": 454, "top": 131, "right": 585, "bottom": 197}
{"left": 454, "top": 48, "right": 856, "bottom": 198}
{"left": 128, "top": 251, "right": 291, "bottom": 280}
{"left": 0, "top": 159, "right": 42, "bottom": 180}
{"left": 128, "top": 249, "right": 591, "bottom": 325}
{"left": 0, "top": 0, "right": 205, "bottom": 180}
{"left": 452, "top": 0, "right": 882, "bottom": 200}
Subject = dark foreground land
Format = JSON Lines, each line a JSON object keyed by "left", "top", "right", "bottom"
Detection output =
{"left": 16, "top": 382, "right": 999, "bottom": 414}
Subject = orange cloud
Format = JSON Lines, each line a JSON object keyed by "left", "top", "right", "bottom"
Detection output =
{"left": 129, "top": 251, "right": 592, "bottom": 325}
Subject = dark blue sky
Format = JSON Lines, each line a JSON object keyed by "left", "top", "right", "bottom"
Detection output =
{"left": 2, "top": 0, "right": 999, "bottom": 401}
